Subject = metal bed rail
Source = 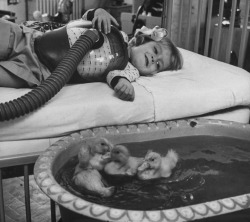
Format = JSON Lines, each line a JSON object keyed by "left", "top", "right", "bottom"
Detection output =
{"left": 0, "top": 152, "right": 57, "bottom": 222}
{"left": 162, "top": 0, "right": 250, "bottom": 69}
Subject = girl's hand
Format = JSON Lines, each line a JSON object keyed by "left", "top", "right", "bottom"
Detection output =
{"left": 114, "top": 78, "right": 135, "bottom": 101}
{"left": 92, "top": 8, "right": 119, "bottom": 34}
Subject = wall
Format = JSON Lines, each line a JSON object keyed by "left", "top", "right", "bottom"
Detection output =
{"left": 0, "top": 0, "right": 26, "bottom": 23}
{"left": 84, "top": 0, "right": 109, "bottom": 11}
{"left": 27, "top": 0, "right": 36, "bottom": 21}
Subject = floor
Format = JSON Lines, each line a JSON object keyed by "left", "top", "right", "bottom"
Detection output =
{"left": 3, "top": 175, "right": 61, "bottom": 222}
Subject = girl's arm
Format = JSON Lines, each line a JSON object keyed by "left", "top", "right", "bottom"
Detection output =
{"left": 82, "top": 8, "right": 119, "bottom": 34}
{"left": 106, "top": 62, "right": 140, "bottom": 87}
{"left": 106, "top": 63, "right": 140, "bottom": 101}
{"left": 113, "top": 78, "right": 135, "bottom": 101}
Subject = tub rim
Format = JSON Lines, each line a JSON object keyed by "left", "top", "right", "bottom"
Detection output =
{"left": 34, "top": 118, "right": 250, "bottom": 222}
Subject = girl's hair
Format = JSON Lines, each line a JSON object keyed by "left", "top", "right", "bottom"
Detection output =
{"left": 133, "top": 33, "right": 183, "bottom": 71}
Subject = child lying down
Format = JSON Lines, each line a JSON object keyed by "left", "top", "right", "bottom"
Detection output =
{"left": 0, "top": 8, "right": 183, "bottom": 101}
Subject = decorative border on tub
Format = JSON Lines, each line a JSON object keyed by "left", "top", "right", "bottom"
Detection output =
{"left": 34, "top": 118, "right": 250, "bottom": 222}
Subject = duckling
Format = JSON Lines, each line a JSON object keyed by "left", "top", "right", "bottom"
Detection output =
{"left": 137, "top": 149, "right": 179, "bottom": 180}
{"left": 104, "top": 145, "right": 143, "bottom": 176}
{"left": 88, "top": 137, "right": 113, "bottom": 171}
{"left": 74, "top": 137, "right": 113, "bottom": 175}
{"left": 73, "top": 138, "right": 114, "bottom": 197}
{"left": 74, "top": 143, "right": 92, "bottom": 175}
{"left": 73, "top": 168, "right": 115, "bottom": 197}
{"left": 89, "top": 137, "right": 113, "bottom": 155}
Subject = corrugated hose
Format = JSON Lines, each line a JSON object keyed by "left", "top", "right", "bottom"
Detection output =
{"left": 0, "top": 29, "right": 99, "bottom": 121}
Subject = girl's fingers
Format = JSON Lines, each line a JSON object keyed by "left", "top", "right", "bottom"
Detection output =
{"left": 130, "top": 89, "right": 135, "bottom": 101}
{"left": 117, "top": 85, "right": 126, "bottom": 98}
{"left": 122, "top": 87, "right": 131, "bottom": 100}
{"left": 103, "top": 18, "right": 108, "bottom": 34}
{"left": 98, "top": 18, "right": 103, "bottom": 32}
{"left": 106, "top": 18, "right": 111, "bottom": 33}
{"left": 92, "top": 13, "right": 118, "bottom": 33}
{"left": 92, "top": 17, "right": 97, "bottom": 29}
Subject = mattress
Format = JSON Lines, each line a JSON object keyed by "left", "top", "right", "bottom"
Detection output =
{"left": 1, "top": 48, "right": 250, "bottom": 158}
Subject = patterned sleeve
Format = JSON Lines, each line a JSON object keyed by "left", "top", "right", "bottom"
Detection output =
{"left": 106, "top": 62, "right": 140, "bottom": 87}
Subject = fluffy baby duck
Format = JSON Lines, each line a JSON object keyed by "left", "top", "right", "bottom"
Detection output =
{"left": 89, "top": 137, "right": 113, "bottom": 155}
{"left": 73, "top": 168, "right": 115, "bottom": 197}
{"left": 137, "top": 149, "right": 179, "bottom": 180}
{"left": 104, "top": 145, "right": 143, "bottom": 176}
{"left": 73, "top": 137, "right": 114, "bottom": 197}
{"left": 88, "top": 137, "right": 113, "bottom": 171}
{"left": 74, "top": 137, "right": 113, "bottom": 175}
{"left": 74, "top": 143, "right": 92, "bottom": 175}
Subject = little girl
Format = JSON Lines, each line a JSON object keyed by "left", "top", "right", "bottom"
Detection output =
{"left": 0, "top": 8, "right": 183, "bottom": 101}
{"left": 68, "top": 8, "right": 183, "bottom": 101}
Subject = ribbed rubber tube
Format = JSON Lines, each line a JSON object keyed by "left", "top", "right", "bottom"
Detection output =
{"left": 0, "top": 29, "right": 99, "bottom": 121}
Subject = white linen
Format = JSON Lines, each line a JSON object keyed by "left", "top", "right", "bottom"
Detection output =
{"left": 1, "top": 107, "right": 249, "bottom": 158}
{"left": 0, "top": 48, "right": 250, "bottom": 142}
{"left": 0, "top": 83, "right": 154, "bottom": 141}
{"left": 136, "top": 48, "right": 250, "bottom": 121}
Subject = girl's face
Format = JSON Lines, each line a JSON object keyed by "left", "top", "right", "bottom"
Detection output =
{"left": 129, "top": 41, "right": 171, "bottom": 76}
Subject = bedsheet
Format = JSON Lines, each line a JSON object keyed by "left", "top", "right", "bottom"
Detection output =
{"left": 0, "top": 48, "right": 250, "bottom": 144}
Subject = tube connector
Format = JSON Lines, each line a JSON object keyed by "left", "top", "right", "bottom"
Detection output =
{"left": 87, "top": 29, "right": 104, "bottom": 50}
{"left": 85, "top": 29, "right": 100, "bottom": 43}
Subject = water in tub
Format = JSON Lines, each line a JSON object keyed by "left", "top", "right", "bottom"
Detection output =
{"left": 55, "top": 136, "right": 250, "bottom": 211}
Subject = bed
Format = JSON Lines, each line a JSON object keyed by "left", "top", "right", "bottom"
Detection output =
{"left": 0, "top": 0, "right": 249, "bottom": 158}
{"left": 0, "top": 47, "right": 250, "bottom": 159}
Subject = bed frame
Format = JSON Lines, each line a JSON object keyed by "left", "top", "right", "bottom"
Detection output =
{"left": 1, "top": 0, "right": 249, "bottom": 221}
